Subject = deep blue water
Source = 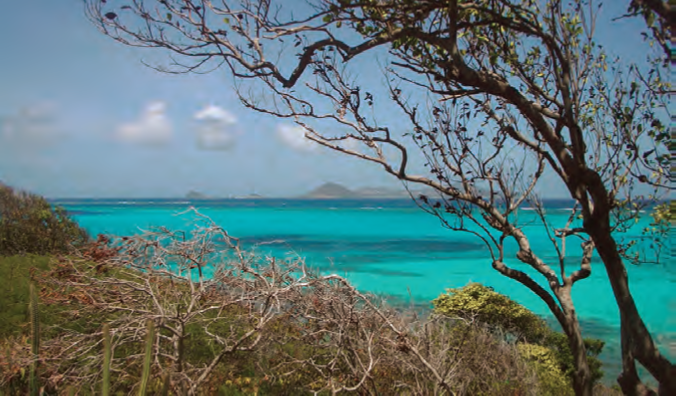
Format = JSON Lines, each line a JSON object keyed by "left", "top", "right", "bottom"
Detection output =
{"left": 54, "top": 198, "right": 675, "bottom": 383}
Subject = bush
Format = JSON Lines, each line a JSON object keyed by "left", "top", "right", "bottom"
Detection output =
{"left": 541, "top": 331, "right": 605, "bottom": 386}
{"left": 517, "top": 343, "right": 573, "bottom": 396}
{"left": 433, "top": 283, "right": 604, "bottom": 387}
{"left": 432, "top": 283, "right": 549, "bottom": 342}
{"left": 0, "top": 184, "right": 89, "bottom": 255}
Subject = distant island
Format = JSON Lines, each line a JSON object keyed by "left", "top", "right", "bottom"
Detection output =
{"left": 301, "top": 182, "right": 431, "bottom": 199}
{"left": 185, "top": 190, "right": 210, "bottom": 199}
{"left": 301, "top": 182, "right": 359, "bottom": 199}
{"left": 182, "top": 183, "right": 431, "bottom": 200}
{"left": 186, "top": 191, "right": 266, "bottom": 199}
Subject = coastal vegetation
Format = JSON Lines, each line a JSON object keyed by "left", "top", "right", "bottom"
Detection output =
{"left": 433, "top": 284, "right": 605, "bottom": 391}
{"left": 0, "top": 186, "right": 624, "bottom": 394}
{"left": 0, "top": 183, "right": 89, "bottom": 256}
{"left": 83, "top": 0, "right": 673, "bottom": 393}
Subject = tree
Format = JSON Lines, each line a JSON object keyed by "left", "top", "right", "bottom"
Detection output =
{"left": 0, "top": 183, "right": 89, "bottom": 255}
{"left": 85, "top": 1, "right": 673, "bottom": 394}
{"left": 623, "top": 0, "right": 675, "bottom": 59}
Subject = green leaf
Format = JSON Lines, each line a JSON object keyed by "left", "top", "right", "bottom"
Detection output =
{"left": 646, "top": 11, "right": 655, "bottom": 27}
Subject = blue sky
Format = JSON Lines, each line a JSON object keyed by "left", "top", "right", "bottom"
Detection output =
{"left": 0, "top": 0, "right": 650, "bottom": 198}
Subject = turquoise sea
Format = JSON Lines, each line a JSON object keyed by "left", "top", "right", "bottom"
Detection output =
{"left": 55, "top": 198, "right": 675, "bottom": 383}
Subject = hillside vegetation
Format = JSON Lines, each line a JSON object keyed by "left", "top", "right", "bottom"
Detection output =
{"left": 0, "top": 184, "right": 89, "bottom": 256}
{"left": 0, "top": 186, "right": 621, "bottom": 395}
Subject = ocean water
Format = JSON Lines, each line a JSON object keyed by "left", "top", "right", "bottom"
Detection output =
{"left": 55, "top": 198, "right": 675, "bottom": 382}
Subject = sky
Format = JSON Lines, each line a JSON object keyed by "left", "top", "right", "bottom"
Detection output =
{"left": 0, "top": 0, "right": 652, "bottom": 198}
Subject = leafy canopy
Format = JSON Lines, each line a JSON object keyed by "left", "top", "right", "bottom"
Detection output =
{"left": 0, "top": 184, "right": 89, "bottom": 256}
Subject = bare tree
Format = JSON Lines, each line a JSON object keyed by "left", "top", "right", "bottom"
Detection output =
{"left": 85, "top": 1, "right": 673, "bottom": 394}
{"left": 37, "top": 211, "right": 307, "bottom": 394}
{"left": 8, "top": 210, "right": 545, "bottom": 395}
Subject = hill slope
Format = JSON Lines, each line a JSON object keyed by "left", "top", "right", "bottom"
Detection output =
{"left": 302, "top": 182, "right": 359, "bottom": 198}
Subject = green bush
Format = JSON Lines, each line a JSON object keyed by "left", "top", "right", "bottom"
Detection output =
{"left": 0, "top": 183, "right": 88, "bottom": 255}
{"left": 433, "top": 283, "right": 604, "bottom": 387}
{"left": 517, "top": 343, "right": 573, "bottom": 396}
{"left": 541, "top": 330, "right": 605, "bottom": 386}
{"left": 432, "top": 283, "right": 549, "bottom": 342}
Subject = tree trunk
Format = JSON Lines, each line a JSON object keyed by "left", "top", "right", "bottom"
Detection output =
{"left": 491, "top": 258, "right": 594, "bottom": 395}
{"left": 617, "top": 322, "right": 657, "bottom": 396}
{"left": 585, "top": 218, "right": 676, "bottom": 394}
{"left": 558, "top": 291, "right": 594, "bottom": 396}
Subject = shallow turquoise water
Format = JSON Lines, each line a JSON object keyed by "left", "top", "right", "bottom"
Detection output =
{"left": 58, "top": 198, "right": 675, "bottom": 383}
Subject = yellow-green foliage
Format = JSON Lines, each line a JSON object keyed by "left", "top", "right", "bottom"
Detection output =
{"left": 434, "top": 283, "right": 605, "bottom": 388}
{"left": 542, "top": 331, "right": 605, "bottom": 386}
{"left": 517, "top": 343, "right": 573, "bottom": 396}
{"left": 432, "top": 283, "right": 548, "bottom": 341}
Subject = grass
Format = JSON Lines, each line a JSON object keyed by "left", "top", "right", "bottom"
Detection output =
{"left": 0, "top": 255, "right": 51, "bottom": 339}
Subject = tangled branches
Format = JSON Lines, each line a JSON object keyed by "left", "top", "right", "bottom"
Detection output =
{"left": 3, "top": 210, "right": 541, "bottom": 394}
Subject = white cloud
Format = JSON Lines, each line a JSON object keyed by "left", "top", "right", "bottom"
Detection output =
{"left": 116, "top": 101, "right": 172, "bottom": 146}
{"left": 194, "top": 105, "right": 238, "bottom": 151}
{"left": 195, "top": 104, "right": 237, "bottom": 123}
{"left": 276, "top": 124, "right": 318, "bottom": 152}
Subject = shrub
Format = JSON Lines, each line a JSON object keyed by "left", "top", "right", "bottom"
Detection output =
{"left": 517, "top": 343, "right": 573, "bottom": 396}
{"left": 541, "top": 331, "right": 605, "bottom": 386}
{"left": 433, "top": 283, "right": 604, "bottom": 387}
{"left": 432, "top": 283, "right": 549, "bottom": 342}
{"left": 0, "top": 184, "right": 88, "bottom": 255}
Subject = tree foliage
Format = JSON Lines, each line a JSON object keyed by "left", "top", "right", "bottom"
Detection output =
{"left": 0, "top": 184, "right": 89, "bottom": 256}
{"left": 623, "top": 0, "right": 674, "bottom": 58}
